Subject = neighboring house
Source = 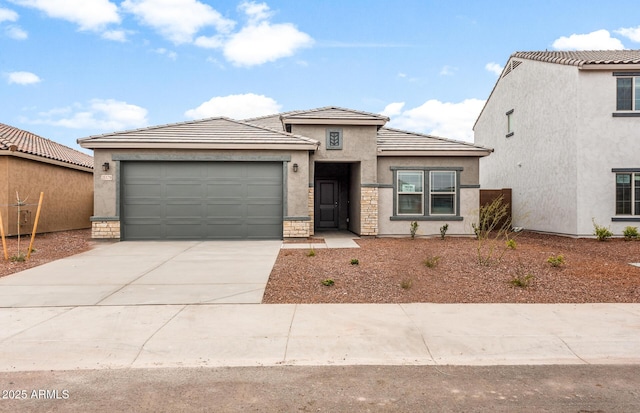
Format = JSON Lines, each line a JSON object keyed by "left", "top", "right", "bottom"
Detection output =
{"left": 78, "top": 107, "right": 491, "bottom": 240}
{"left": 474, "top": 50, "right": 640, "bottom": 237}
{"left": 0, "top": 123, "right": 94, "bottom": 236}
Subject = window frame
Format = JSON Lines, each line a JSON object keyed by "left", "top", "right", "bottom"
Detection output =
{"left": 396, "top": 170, "right": 424, "bottom": 215}
{"left": 613, "top": 73, "right": 640, "bottom": 117}
{"left": 391, "top": 167, "right": 463, "bottom": 221}
{"left": 429, "top": 170, "right": 457, "bottom": 216}
{"left": 615, "top": 171, "right": 640, "bottom": 216}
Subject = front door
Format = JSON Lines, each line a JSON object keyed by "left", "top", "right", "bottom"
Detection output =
{"left": 316, "top": 180, "right": 339, "bottom": 229}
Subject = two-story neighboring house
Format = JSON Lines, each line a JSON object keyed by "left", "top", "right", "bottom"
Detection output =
{"left": 474, "top": 50, "right": 640, "bottom": 236}
{"left": 78, "top": 107, "right": 492, "bottom": 240}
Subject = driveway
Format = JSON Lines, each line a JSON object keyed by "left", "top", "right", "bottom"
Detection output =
{"left": 0, "top": 240, "right": 282, "bottom": 307}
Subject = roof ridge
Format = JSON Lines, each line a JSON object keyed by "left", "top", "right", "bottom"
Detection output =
{"left": 282, "top": 106, "right": 390, "bottom": 120}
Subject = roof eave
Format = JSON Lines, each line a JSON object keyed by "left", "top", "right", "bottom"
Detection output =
{"left": 79, "top": 142, "right": 319, "bottom": 151}
{"left": 282, "top": 118, "right": 388, "bottom": 126}
{"left": 377, "top": 149, "right": 493, "bottom": 157}
{"left": 580, "top": 63, "right": 640, "bottom": 71}
{"left": 0, "top": 150, "right": 94, "bottom": 171}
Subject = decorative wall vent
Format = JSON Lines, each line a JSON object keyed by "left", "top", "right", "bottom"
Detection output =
{"left": 502, "top": 60, "right": 523, "bottom": 78}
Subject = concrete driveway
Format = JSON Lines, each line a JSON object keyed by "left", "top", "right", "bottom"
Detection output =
{"left": 0, "top": 240, "right": 282, "bottom": 307}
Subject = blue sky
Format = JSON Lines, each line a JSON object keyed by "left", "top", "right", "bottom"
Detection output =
{"left": 1, "top": 0, "right": 640, "bottom": 152}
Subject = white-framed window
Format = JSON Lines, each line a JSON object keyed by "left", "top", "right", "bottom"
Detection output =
{"left": 615, "top": 172, "right": 640, "bottom": 215}
{"left": 430, "top": 171, "right": 456, "bottom": 215}
{"left": 397, "top": 171, "right": 423, "bottom": 214}
{"left": 616, "top": 76, "right": 640, "bottom": 111}
{"left": 506, "top": 109, "right": 514, "bottom": 137}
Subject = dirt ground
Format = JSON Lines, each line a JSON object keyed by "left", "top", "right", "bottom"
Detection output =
{"left": 264, "top": 232, "right": 640, "bottom": 303}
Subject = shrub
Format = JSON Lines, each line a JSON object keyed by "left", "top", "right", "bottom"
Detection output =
{"left": 547, "top": 254, "right": 565, "bottom": 267}
{"left": 623, "top": 226, "right": 639, "bottom": 241}
{"left": 510, "top": 274, "right": 534, "bottom": 288}
{"left": 506, "top": 239, "right": 517, "bottom": 249}
{"left": 439, "top": 224, "right": 449, "bottom": 240}
{"left": 400, "top": 279, "right": 413, "bottom": 290}
{"left": 592, "top": 219, "right": 613, "bottom": 241}
{"left": 473, "top": 196, "right": 516, "bottom": 265}
{"left": 350, "top": 258, "right": 359, "bottom": 265}
{"left": 321, "top": 279, "right": 334, "bottom": 286}
{"left": 307, "top": 248, "right": 316, "bottom": 257}
{"left": 423, "top": 256, "right": 440, "bottom": 268}
{"left": 410, "top": 221, "right": 419, "bottom": 239}
{"left": 10, "top": 253, "right": 26, "bottom": 262}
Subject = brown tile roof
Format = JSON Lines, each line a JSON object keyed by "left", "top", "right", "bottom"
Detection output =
{"left": 282, "top": 106, "right": 389, "bottom": 123}
{"left": 78, "top": 117, "right": 319, "bottom": 148}
{"left": 377, "top": 127, "right": 492, "bottom": 156}
{"left": 0, "top": 123, "right": 93, "bottom": 169}
{"left": 512, "top": 50, "right": 640, "bottom": 66}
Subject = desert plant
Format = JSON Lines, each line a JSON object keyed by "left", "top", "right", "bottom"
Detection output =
{"left": 592, "top": 219, "right": 613, "bottom": 241}
{"left": 473, "top": 196, "right": 516, "bottom": 265}
{"left": 306, "top": 248, "right": 316, "bottom": 257}
{"left": 400, "top": 279, "right": 413, "bottom": 290}
{"left": 510, "top": 273, "right": 534, "bottom": 288}
{"left": 410, "top": 221, "right": 419, "bottom": 239}
{"left": 506, "top": 239, "right": 517, "bottom": 249}
{"left": 10, "top": 253, "right": 26, "bottom": 262}
{"left": 623, "top": 226, "right": 639, "bottom": 241}
{"left": 350, "top": 258, "right": 359, "bottom": 265}
{"left": 439, "top": 223, "right": 449, "bottom": 240}
{"left": 547, "top": 254, "right": 565, "bottom": 267}
{"left": 321, "top": 279, "right": 334, "bottom": 286}
{"left": 423, "top": 255, "right": 440, "bottom": 268}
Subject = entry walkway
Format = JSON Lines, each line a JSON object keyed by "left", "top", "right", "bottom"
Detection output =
{"left": 282, "top": 230, "right": 360, "bottom": 249}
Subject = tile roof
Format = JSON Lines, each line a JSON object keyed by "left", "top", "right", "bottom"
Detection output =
{"left": 512, "top": 50, "right": 640, "bottom": 66}
{"left": 0, "top": 122, "right": 93, "bottom": 168}
{"left": 282, "top": 106, "right": 390, "bottom": 122}
{"left": 377, "top": 127, "right": 492, "bottom": 156}
{"left": 78, "top": 117, "right": 319, "bottom": 148}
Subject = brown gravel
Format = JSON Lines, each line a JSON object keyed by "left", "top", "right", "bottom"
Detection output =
{"left": 0, "top": 229, "right": 95, "bottom": 278}
{"left": 263, "top": 232, "right": 640, "bottom": 304}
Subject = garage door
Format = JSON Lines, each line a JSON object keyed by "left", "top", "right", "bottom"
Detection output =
{"left": 121, "top": 161, "right": 283, "bottom": 240}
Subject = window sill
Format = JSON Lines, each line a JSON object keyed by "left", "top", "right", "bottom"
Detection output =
{"left": 612, "top": 217, "right": 640, "bottom": 222}
{"left": 390, "top": 216, "right": 463, "bottom": 221}
{"left": 612, "top": 112, "right": 640, "bottom": 117}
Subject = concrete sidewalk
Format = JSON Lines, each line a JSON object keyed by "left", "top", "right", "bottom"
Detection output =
{"left": 0, "top": 303, "right": 638, "bottom": 371}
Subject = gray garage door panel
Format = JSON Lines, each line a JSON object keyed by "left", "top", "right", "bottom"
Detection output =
{"left": 121, "top": 161, "right": 283, "bottom": 240}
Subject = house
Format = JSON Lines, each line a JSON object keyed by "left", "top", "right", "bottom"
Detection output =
{"left": 0, "top": 123, "right": 94, "bottom": 236}
{"left": 78, "top": 107, "right": 491, "bottom": 240}
{"left": 474, "top": 50, "right": 640, "bottom": 237}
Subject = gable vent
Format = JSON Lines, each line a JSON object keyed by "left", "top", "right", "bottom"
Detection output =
{"left": 502, "top": 60, "right": 523, "bottom": 78}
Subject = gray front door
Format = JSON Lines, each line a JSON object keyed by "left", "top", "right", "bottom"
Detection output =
{"left": 316, "top": 179, "right": 339, "bottom": 229}
{"left": 121, "top": 161, "right": 282, "bottom": 240}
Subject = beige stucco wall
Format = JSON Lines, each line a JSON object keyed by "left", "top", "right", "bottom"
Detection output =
{"left": 475, "top": 59, "right": 579, "bottom": 235}
{"left": 0, "top": 155, "right": 93, "bottom": 236}
{"left": 376, "top": 156, "right": 481, "bottom": 236}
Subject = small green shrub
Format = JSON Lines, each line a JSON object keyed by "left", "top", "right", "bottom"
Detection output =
{"left": 400, "top": 279, "right": 413, "bottom": 290}
{"left": 510, "top": 274, "right": 534, "bottom": 288}
{"left": 321, "top": 279, "right": 334, "bottom": 286}
{"left": 410, "top": 221, "right": 419, "bottom": 239}
{"left": 307, "top": 248, "right": 316, "bottom": 257}
{"left": 439, "top": 223, "right": 449, "bottom": 240}
{"left": 592, "top": 219, "right": 613, "bottom": 241}
{"left": 10, "top": 253, "right": 26, "bottom": 262}
{"left": 623, "top": 226, "right": 639, "bottom": 241}
{"left": 423, "top": 256, "right": 440, "bottom": 268}
{"left": 506, "top": 239, "right": 517, "bottom": 249}
{"left": 350, "top": 258, "right": 359, "bottom": 265}
{"left": 547, "top": 254, "right": 565, "bottom": 267}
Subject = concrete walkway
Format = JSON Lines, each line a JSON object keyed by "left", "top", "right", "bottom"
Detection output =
{"left": 0, "top": 303, "right": 638, "bottom": 371}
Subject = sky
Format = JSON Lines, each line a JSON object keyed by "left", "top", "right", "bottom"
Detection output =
{"left": 1, "top": 0, "right": 640, "bottom": 153}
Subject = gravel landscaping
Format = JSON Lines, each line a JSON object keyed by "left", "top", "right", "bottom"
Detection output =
{"left": 264, "top": 232, "right": 640, "bottom": 304}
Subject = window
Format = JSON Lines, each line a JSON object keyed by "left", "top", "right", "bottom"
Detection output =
{"left": 506, "top": 109, "right": 514, "bottom": 137}
{"left": 397, "top": 171, "right": 423, "bottom": 214}
{"left": 394, "top": 169, "right": 460, "bottom": 218}
{"left": 616, "top": 76, "right": 640, "bottom": 111}
{"left": 326, "top": 128, "right": 343, "bottom": 150}
{"left": 616, "top": 172, "right": 640, "bottom": 215}
{"left": 430, "top": 171, "right": 456, "bottom": 215}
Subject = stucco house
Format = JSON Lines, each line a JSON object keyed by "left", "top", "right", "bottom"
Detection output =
{"left": 474, "top": 50, "right": 640, "bottom": 237}
{"left": 0, "top": 123, "right": 94, "bottom": 236}
{"left": 78, "top": 107, "right": 491, "bottom": 240}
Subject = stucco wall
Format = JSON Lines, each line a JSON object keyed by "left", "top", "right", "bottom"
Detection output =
{"left": 0, "top": 156, "right": 93, "bottom": 236}
{"left": 475, "top": 59, "right": 579, "bottom": 235}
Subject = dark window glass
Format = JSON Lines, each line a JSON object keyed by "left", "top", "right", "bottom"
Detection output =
{"left": 617, "top": 78, "right": 633, "bottom": 111}
{"left": 616, "top": 173, "right": 632, "bottom": 214}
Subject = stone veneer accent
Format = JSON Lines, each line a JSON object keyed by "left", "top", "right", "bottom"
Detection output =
{"left": 360, "top": 187, "right": 378, "bottom": 236}
{"left": 283, "top": 220, "right": 311, "bottom": 238}
{"left": 308, "top": 187, "right": 314, "bottom": 236}
{"left": 91, "top": 220, "right": 120, "bottom": 239}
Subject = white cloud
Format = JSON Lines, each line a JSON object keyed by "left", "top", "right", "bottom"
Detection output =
{"left": 6, "top": 71, "right": 41, "bottom": 85}
{"left": 552, "top": 29, "right": 625, "bottom": 51}
{"left": 184, "top": 93, "right": 281, "bottom": 119}
{"left": 35, "top": 99, "right": 148, "bottom": 130}
{"left": 224, "top": 21, "right": 313, "bottom": 66}
{"left": 9, "top": 0, "right": 120, "bottom": 31}
{"left": 239, "top": 1, "right": 272, "bottom": 25}
{"left": 194, "top": 34, "right": 224, "bottom": 49}
{"left": 0, "top": 7, "right": 18, "bottom": 22}
{"left": 5, "top": 25, "right": 27, "bottom": 39}
{"left": 101, "top": 29, "right": 127, "bottom": 42}
{"left": 439, "top": 65, "right": 457, "bottom": 76}
{"left": 122, "top": 0, "right": 235, "bottom": 44}
{"left": 616, "top": 26, "right": 640, "bottom": 43}
{"left": 383, "top": 98, "right": 486, "bottom": 143}
{"left": 485, "top": 62, "right": 503, "bottom": 76}
{"left": 155, "top": 48, "right": 177, "bottom": 60}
